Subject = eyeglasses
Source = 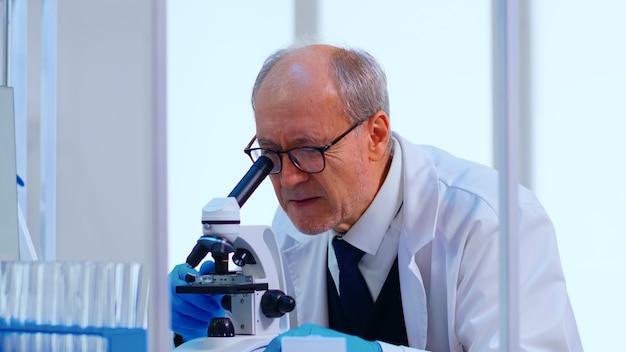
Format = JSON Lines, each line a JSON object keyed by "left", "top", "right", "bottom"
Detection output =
{"left": 244, "top": 120, "right": 365, "bottom": 174}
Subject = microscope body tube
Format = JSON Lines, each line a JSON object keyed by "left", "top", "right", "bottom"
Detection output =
{"left": 227, "top": 156, "right": 274, "bottom": 206}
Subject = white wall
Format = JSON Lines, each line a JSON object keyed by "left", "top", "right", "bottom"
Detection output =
{"left": 319, "top": 0, "right": 493, "bottom": 166}
{"left": 531, "top": 1, "right": 626, "bottom": 349}
{"left": 166, "top": 0, "right": 293, "bottom": 268}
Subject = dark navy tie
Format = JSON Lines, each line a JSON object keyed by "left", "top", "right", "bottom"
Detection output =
{"left": 332, "top": 236, "right": 373, "bottom": 332}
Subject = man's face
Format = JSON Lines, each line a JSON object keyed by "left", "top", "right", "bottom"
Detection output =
{"left": 253, "top": 55, "right": 376, "bottom": 234}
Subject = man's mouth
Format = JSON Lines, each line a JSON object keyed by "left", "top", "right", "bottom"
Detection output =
{"left": 288, "top": 196, "right": 319, "bottom": 207}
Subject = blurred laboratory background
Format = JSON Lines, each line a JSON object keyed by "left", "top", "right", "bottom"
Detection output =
{"left": 2, "top": 1, "right": 624, "bottom": 351}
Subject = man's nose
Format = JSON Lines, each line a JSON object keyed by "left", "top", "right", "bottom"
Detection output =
{"left": 279, "top": 154, "right": 309, "bottom": 186}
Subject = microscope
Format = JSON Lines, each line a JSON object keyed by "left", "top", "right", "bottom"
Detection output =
{"left": 175, "top": 156, "right": 295, "bottom": 352}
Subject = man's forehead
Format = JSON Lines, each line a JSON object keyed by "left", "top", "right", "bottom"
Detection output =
{"left": 255, "top": 64, "right": 339, "bottom": 113}
{"left": 263, "top": 58, "right": 327, "bottom": 89}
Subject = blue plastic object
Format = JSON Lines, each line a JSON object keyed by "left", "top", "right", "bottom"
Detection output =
{"left": 264, "top": 323, "right": 382, "bottom": 352}
{"left": 0, "top": 322, "right": 147, "bottom": 352}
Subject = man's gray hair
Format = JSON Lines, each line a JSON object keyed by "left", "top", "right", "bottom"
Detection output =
{"left": 251, "top": 44, "right": 390, "bottom": 125}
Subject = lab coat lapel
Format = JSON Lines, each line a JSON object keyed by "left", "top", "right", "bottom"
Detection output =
{"left": 395, "top": 132, "right": 440, "bottom": 256}
{"left": 395, "top": 133, "right": 441, "bottom": 349}
{"left": 281, "top": 231, "right": 330, "bottom": 327}
{"left": 398, "top": 239, "right": 428, "bottom": 348}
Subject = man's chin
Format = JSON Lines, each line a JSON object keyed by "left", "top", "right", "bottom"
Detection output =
{"left": 293, "top": 224, "right": 328, "bottom": 235}
{"left": 290, "top": 216, "right": 333, "bottom": 235}
{"left": 283, "top": 202, "right": 337, "bottom": 234}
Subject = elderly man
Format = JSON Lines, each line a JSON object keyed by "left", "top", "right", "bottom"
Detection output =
{"left": 171, "top": 43, "right": 582, "bottom": 352}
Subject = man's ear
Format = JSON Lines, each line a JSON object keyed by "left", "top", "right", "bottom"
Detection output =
{"left": 365, "top": 110, "right": 390, "bottom": 161}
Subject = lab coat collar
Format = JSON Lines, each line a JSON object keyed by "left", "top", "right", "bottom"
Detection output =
{"left": 393, "top": 132, "right": 441, "bottom": 348}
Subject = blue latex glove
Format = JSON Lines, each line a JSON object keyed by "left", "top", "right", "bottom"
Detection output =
{"left": 169, "top": 261, "right": 225, "bottom": 342}
{"left": 265, "top": 323, "right": 382, "bottom": 352}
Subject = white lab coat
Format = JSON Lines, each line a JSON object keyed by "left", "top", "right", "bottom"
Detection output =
{"left": 271, "top": 132, "right": 582, "bottom": 352}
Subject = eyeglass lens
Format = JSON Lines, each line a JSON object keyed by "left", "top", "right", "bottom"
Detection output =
{"left": 249, "top": 148, "right": 325, "bottom": 174}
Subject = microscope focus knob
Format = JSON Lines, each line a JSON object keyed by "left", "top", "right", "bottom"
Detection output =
{"left": 261, "top": 290, "right": 296, "bottom": 318}
{"left": 207, "top": 317, "right": 235, "bottom": 337}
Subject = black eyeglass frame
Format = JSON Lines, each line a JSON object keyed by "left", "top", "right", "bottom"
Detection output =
{"left": 243, "top": 119, "right": 366, "bottom": 175}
